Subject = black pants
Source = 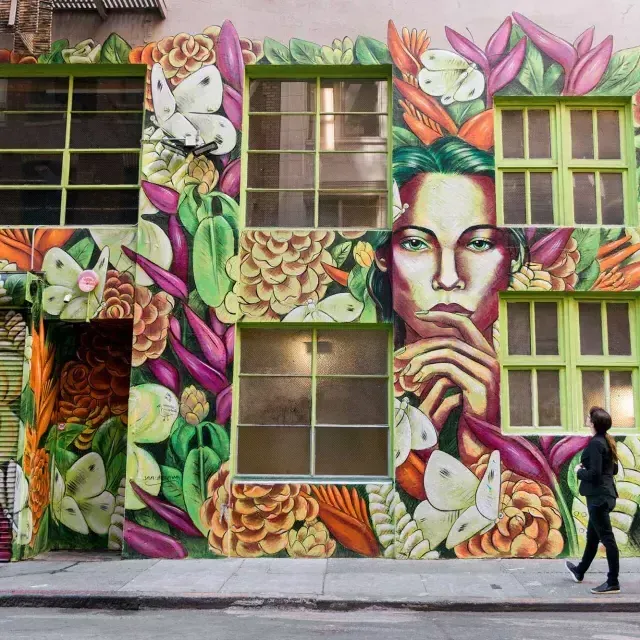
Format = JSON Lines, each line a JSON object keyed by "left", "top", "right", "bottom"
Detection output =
{"left": 576, "top": 496, "right": 620, "bottom": 586}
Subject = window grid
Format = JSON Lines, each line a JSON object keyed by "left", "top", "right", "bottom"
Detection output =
{"left": 0, "top": 71, "right": 144, "bottom": 226}
{"left": 233, "top": 325, "right": 393, "bottom": 481}
{"left": 495, "top": 99, "right": 636, "bottom": 226}
{"left": 500, "top": 294, "right": 640, "bottom": 435}
{"left": 241, "top": 70, "right": 392, "bottom": 230}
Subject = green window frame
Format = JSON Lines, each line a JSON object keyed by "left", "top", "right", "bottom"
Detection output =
{"left": 241, "top": 65, "right": 392, "bottom": 230}
{"left": 500, "top": 293, "right": 640, "bottom": 435}
{"left": 232, "top": 325, "right": 393, "bottom": 481}
{"left": 0, "top": 65, "right": 146, "bottom": 226}
{"left": 495, "top": 98, "right": 636, "bottom": 226}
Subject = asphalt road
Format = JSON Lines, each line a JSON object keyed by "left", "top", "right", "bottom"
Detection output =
{"left": 1, "top": 608, "right": 640, "bottom": 640}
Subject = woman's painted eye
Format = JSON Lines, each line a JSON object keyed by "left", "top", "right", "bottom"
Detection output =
{"left": 467, "top": 238, "right": 494, "bottom": 252}
{"left": 400, "top": 237, "right": 431, "bottom": 252}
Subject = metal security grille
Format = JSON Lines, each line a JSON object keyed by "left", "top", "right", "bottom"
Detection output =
{"left": 51, "top": 0, "right": 166, "bottom": 17}
{"left": 0, "top": 310, "right": 26, "bottom": 562}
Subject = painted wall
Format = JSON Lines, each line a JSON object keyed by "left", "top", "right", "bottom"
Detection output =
{"left": 1, "top": 6, "right": 640, "bottom": 562}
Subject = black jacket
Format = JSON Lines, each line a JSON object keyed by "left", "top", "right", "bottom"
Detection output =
{"left": 577, "top": 434, "right": 619, "bottom": 500}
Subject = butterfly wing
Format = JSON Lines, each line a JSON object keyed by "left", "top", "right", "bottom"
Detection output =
{"left": 452, "top": 67, "right": 485, "bottom": 103}
{"left": 475, "top": 450, "right": 501, "bottom": 521}
{"left": 184, "top": 113, "right": 238, "bottom": 154}
{"left": 173, "top": 65, "right": 223, "bottom": 115}
{"left": 445, "top": 504, "right": 492, "bottom": 548}
{"left": 424, "top": 450, "right": 479, "bottom": 511}
{"left": 418, "top": 67, "right": 462, "bottom": 97}
{"left": 414, "top": 498, "right": 461, "bottom": 551}
{"left": 421, "top": 49, "right": 471, "bottom": 71}
{"left": 150, "top": 63, "right": 176, "bottom": 126}
{"left": 316, "top": 292, "right": 364, "bottom": 322}
{"left": 406, "top": 404, "right": 437, "bottom": 451}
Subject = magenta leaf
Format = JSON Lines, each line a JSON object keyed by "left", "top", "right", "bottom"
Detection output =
{"left": 486, "top": 16, "right": 512, "bottom": 60}
{"left": 539, "top": 435, "right": 555, "bottom": 457}
{"left": 224, "top": 325, "right": 235, "bottom": 365}
{"left": 209, "top": 307, "right": 227, "bottom": 337}
{"left": 169, "top": 332, "right": 229, "bottom": 395}
{"left": 445, "top": 26, "right": 490, "bottom": 76}
{"left": 216, "top": 20, "right": 245, "bottom": 92}
{"left": 168, "top": 216, "right": 188, "bottom": 283}
{"left": 573, "top": 26, "right": 595, "bottom": 58}
{"left": 121, "top": 246, "right": 188, "bottom": 300}
{"left": 529, "top": 228, "right": 574, "bottom": 267}
{"left": 462, "top": 414, "right": 554, "bottom": 485}
{"left": 124, "top": 521, "right": 187, "bottom": 559}
{"left": 142, "top": 180, "right": 179, "bottom": 215}
{"left": 512, "top": 12, "right": 578, "bottom": 75}
{"left": 220, "top": 158, "right": 241, "bottom": 198}
{"left": 216, "top": 384, "right": 233, "bottom": 425}
{"left": 488, "top": 37, "right": 527, "bottom": 95}
{"left": 567, "top": 35, "right": 613, "bottom": 95}
{"left": 146, "top": 358, "right": 180, "bottom": 395}
{"left": 183, "top": 303, "right": 227, "bottom": 372}
{"left": 222, "top": 84, "right": 242, "bottom": 130}
{"left": 169, "top": 316, "right": 181, "bottom": 341}
{"left": 548, "top": 436, "right": 589, "bottom": 476}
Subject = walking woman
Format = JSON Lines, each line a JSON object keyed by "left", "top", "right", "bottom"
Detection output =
{"left": 566, "top": 407, "right": 620, "bottom": 594}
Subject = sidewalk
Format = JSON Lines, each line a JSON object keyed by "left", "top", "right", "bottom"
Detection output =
{"left": 1, "top": 554, "right": 639, "bottom": 612}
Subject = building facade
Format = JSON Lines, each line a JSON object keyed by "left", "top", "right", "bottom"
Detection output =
{"left": 1, "top": 0, "right": 640, "bottom": 563}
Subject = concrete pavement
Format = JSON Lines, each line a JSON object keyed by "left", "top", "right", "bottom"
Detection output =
{"left": 0, "top": 554, "right": 639, "bottom": 611}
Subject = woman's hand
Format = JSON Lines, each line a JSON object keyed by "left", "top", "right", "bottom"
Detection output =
{"left": 395, "top": 311, "right": 500, "bottom": 424}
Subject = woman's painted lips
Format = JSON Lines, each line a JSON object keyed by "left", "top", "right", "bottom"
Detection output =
{"left": 421, "top": 304, "right": 473, "bottom": 316}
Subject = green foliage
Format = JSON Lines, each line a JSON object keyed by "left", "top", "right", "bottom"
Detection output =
{"left": 183, "top": 447, "right": 221, "bottom": 535}
{"left": 134, "top": 508, "right": 170, "bottom": 535}
{"left": 354, "top": 36, "right": 391, "bottom": 64}
{"left": 446, "top": 99, "right": 485, "bottom": 126}
{"left": 45, "top": 423, "right": 87, "bottom": 452}
{"left": 100, "top": 33, "right": 132, "bottom": 64}
{"left": 347, "top": 264, "right": 368, "bottom": 302}
{"left": 263, "top": 37, "right": 293, "bottom": 64}
{"left": 543, "top": 63, "right": 564, "bottom": 93}
{"left": 591, "top": 46, "right": 640, "bottom": 95}
{"left": 517, "top": 38, "right": 545, "bottom": 95}
{"left": 3, "top": 274, "right": 26, "bottom": 306}
{"left": 178, "top": 184, "right": 202, "bottom": 235}
{"left": 38, "top": 39, "right": 68, "bottom": 64}
{"left": 575, "top": 260, "right": 600, "bottom": 291}
{"left": 160, "top": 465, "right": 186, "bottom": 510}
{"left": 572, "top": 228, "right": 601, "bottom": 274}
{"left": 360, "top": 291, "right": 378, "bottom": 322}
{"left": 289, "top": 39, "right": 323, "bottom": 64}
{"left": 331, "top": 241, "right": 352, "bottom": 268}
{"left": 392, "top": 126, "right": 421, "bottom": 147}
{"left": 66, "top": 238, "right": 96, "bottom": 269}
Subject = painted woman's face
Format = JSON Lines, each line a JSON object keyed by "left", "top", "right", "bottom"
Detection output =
{"left": 389, "top": 172, "right": 511, "bottom": 340}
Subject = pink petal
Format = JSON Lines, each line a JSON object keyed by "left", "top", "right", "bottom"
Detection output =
{"left": 209, "top": 308, "right": 227, "bottom": 337}
{"left": 529, "top": 228, "right": 575, "bottom": 267}
{"left": 567, "top": 35, "right": 614, "bottom": 95}
{"left": 488, "top": 37, "right": 527, "bottom": 96}
{"left": 216, "top": 384, "right": 233, "bottom": 425}
{"left": 445, "top": 27, "right": 490, "bottom": 76}
{"left": 168, "top": 215, "right": 188, "bottom": 283}
{"left": 121, "top": 246, "right": 188, "bottom": 300}
{"left": 222, "top": 83, "right": 242, "bottom": 130}
{"left": 486, "top": 16, "right": 512, "bottom": 60}
{"left": 183, "top": 303, "right": 227, "bottom": 372}
{"left": 220, "top": 158, "right": 241, "bottom": 198}
{"left": 146, "top": 359, "right": 180, "bottom": 395}
{"left": 142, "top": 181, "right": 179, "bottom": 215}
{"left": 548, "top": 436, "right": 590, "bottom": 476}
{"left": 573, "top": 26, "right": 595, "bottom": 57}
{"left": 224, "top": 325, "right": 235, "bottom": 365}
{"left": 215, "top": 20, "right": 245, "bottom": 92}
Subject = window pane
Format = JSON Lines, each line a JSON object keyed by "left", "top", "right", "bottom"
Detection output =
{"left": 0, "top": 154, "right": 62, "bottom": 185}
{"left": 69, "top": 152, "right": 139, "bottom": 185}
{"left": 315, "top": 427, "right": 387, "bottom": 476}
{"left": 239, "top": 376, "right": 311, "bottom": 426}
{"left": 535, "top": 302, "right": 558, "bottom": 355}
{"left": 600, "top": 172, "right": 624, "bottom": 225}
{"left": 247, "top": 153, "right": 314, "bottom": 189}
{"left": 610, "top": 371, "right": 634, "bottom": 428}
{"left": 318, "top": 192, "right": 386, "bottom": 228}
{"left": 528, "top": 109, "right": 552, "bottom": 158}
{"left": 573, "top": 172, "right": 597, "bottom": 224}
{"left": 316, "top": 378, "right": 387, "bottom": 426}
{"left": 508, "top": 370, "right": 532, "bottom": 426}
{"left": 607, "top": 303, "right": 631, "bottom": 356}
{"left": 320, "top": 115, "right": 387, "bottom": 150}
{"left": 319, "top": 152, "right": 386, "bottom": 189}
{"left": 501, "top": 110, "right": 524, "bottom": 158}
{"left": 320, "top": 79, "right": 387, "bottom": 113}
{"left": 249, "top": 80, "right": 315, "bottom": 112}
{"left": 241, "top": 329, "right": 312, "bottom": 374}
{"left": 537, "top": 370, "right": 561, "bottom": 427}
{"left": 0, "top": 77, "right": 68, "bottom": 110}
{"left": 249, "top": 114, "right": 315, "bottom": 150}
{"left": 0, "top": 113, "right": 67, "bottom": 149}
{"left": 507, "top": 302, "right": 531, "bottom": 355}
{"left": 316, "top": 329, "right": 387, "bottom": 375}
{"left": 571, "top": 110, "right": 594, "bottom": 159}
{"left": 237, "top": 426, "right": 310, "bottom": 475}
{"left": 579, "top": 303, "right": 603, "bottom": 355}
{"left": 529, "top": 172, "right": 554, "bottom": 224}
{"left": 2, "top": 189, "right": 61, "bottom": 224}
{"left": 582, "top": 370, "right": 605, "bottom": 419}
{"left": 65, "top": 189, "right": 139, "bottom": 225}
{"left": 72, "top": 78, "right": 144, "bottom": 111}
{"left": 70, "top": 113, "right": 143, "bottom": 148}
{"left": 597, "top": 110, "right": 621, "bottom": 160}
{"left": 245, "top": 190, "right": 314, "bottom": 227}
{"left": 503, "top": 172, "right": 526, "bottom": 224}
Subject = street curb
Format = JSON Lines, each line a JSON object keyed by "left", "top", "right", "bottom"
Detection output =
{"left": 1, "top": 592, "right": 638, "bottom": 612}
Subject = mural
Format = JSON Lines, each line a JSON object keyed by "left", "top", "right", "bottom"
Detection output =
{"left": 1, "top": 11, "right": 640, "bottom": 561}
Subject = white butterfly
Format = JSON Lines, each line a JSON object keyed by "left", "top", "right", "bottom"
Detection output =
{"left": 414, "top": 450, "right": 501, "bottom": 549}
{"left": 282, "top": 293, "right": 364, "bottom": 323}
{"left": 418, "top": 49, "right": 485, "bottom": 105}
{"left": 394, "top": 398, "right": 437, "bottom": 467}
{"left": 151, "top": 63, "right": 237, "bottom": 155}
{"left": 0, "top": 461, "right": 32, "bottom": 544}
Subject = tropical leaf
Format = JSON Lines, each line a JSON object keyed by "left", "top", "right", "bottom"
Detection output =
{"left": 183, "top": 446, "right": 221, "bottom": 535}
{"left": 263, "top": 37, "right": 293, "bottom": 64}
{"left": 354, "top": 36, "right": 391, "bottom": 64}
{"left": 161, "top": 465, "right": 186, "bottom": 511}
{"left": 38, "top": 39, "right": 68, "bottom": 64}
{"left": 446, "top": 99, "right": 485, "bottom": 126}
{"left": 289, "top": 39, "right": 323, "bottom": 64}
{"left": 134, "top": 508, "right": 170, "bottom": 535}
{"left": 573, "top": 228, "right": 601, "bottom": 274}
{"left": 100, "top": 33, "right": 132, "bottom": 64}
{"left": 65, "top": 238, "right": 95, "bottom": 269}
{"left": 575, "top": 259, "right": 600, "bottom": 291}
{"left": 347, "top": 263, "right": 368, "bottom": 302}
{"left": 331, "top": 241, "right": 352, "bottom": 268}
{"left": 392, "top": 126, "right": 421, "bottom": 147}
{"left": 517, "top": 38, "right": 545, "bottom": 95}
{"left": 591, "top": 46, "right": 640, "bottom": 95}
{"left": 543, "top": 63, "right": 564, "bottom": 93}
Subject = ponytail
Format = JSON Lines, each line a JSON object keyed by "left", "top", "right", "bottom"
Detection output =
{"left": 605, "top": 433, "right": 619, "bottom": 466}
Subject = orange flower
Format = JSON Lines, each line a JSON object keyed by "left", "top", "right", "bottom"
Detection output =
{"left": 0, "top": 49, "right": 37, "bottom": 64}
{"left": 547, "top": 236, "right": 580, "bottom": 290}
{"left": 387, "top": 20, "right": 430, "bottom": 83}
{"left": 0, "top": 228, "right": 75, "bottom": 271}
{"left": 28, "top": 448, "right": 50, "bottom": 537}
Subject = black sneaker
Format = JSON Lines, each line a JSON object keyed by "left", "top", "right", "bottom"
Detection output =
{"left": 591, "top": 582, "right": 621, "bottom": 594}
{"left": 565, "top": 561, "right": 583, "bottom": 583}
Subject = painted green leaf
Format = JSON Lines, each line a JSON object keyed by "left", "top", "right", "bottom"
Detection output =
{"left": 263, "top": 37, "right": 293, "bottom": 64}
{"left": 289, "top": 38, "right": 323, "bottom": 64}
{"left": 360, "top": 291, "right": 378, "bottom": 323}
{"left": 135, "top": 508, "right": 170, "bottom": 534}
{"left": 518, "top": 39, "right": 545, "bottom": 95}
{"left": 210, "top": 192, "right": 240, "bottom": 246}
{"left": 508, "top": 24, "right": 526, "bottom": 51}
{"left": 601, "top": 228, "right": 625, "bottom": 245}
{"left": 54, "top": 449, "right": 79, "bottom": 477}
{"left": 38, "top": 39, "right": 68, "bottom": 64}
{"left": 392, "top": 126, "right": 421, "bottom": 147}
{"left": 105, "top": 452, "right": 126, "bottom": 495}
{"left": 187, "top": 289, "right": 209, "bottom": 320}
{"left": 3, "top": 274, "right": 26, "bottom": 306}
{"left": 161, "top": 465, "right": 186, "bottom": 510}
{"left": 183, "top": 446, "right": 221, "bottom": 535}
{"left": 575, "top": 259, "right": 601, "bottom": 291}
{"left": 347, "top": 263, "right": 368, "bottom": 302}
{"left": 178, "top": 184, "right": 201, "bottom": 236}
{"left": 169, "top": 417, "right": 197, "bottom": 465}
{"left": 193, "top": 216, "right": 235, "bottom": 308}
{"left": 446, "top": 99, "right": 485, "bottom": 126}
{"left": 92, "top": 417, "right": 127, "bottom": 467}
{"left": 66, "top": 237, "right": 95, "bottom": 269}
{"left": 543, "top": 63, "right": 564, "bottom": 93}
{"left": 201, "top": 422, "right": 230, "bottom": 462}
{"left": 573, "top": 228, "right": 601, "bottom": 274}
{"left": 100, "top": 33, "right": 132, "bottom": 64}
{"left": 354, "top": 36, "right": 391, "bottom": 64}
{"left": 567, "top": 452, "right": 582, "bottom": 497}
{"left": 591, "top": 46, "right": 640, "bottom": 96}
{"left": 331, "top": 241, "right": 352, "bottom": 268}
{"left": 46, "top": 423, "right": 88, "bottom": 452}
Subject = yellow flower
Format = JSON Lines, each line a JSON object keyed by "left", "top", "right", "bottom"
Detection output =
{"left": 286, "top": 520, "right": 336, "bottom": 558}
{"left": 354, "top": 241, "right": 375, "bottom": 268}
